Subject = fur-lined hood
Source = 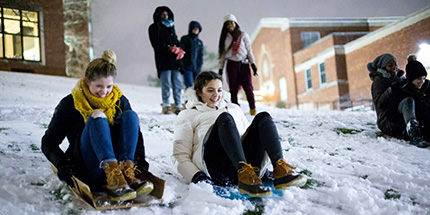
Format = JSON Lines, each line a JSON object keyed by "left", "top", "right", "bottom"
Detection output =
{"left": 182, "top": 87, "right": 231, "bottom": 112}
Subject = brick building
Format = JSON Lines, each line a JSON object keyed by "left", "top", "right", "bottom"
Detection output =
{"left": 251, "top": 6, "right": 430, "bottom": 110}
{"left": 0, "top": 0, "right": 90, "bottom": 78}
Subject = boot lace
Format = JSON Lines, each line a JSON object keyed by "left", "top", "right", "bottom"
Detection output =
{"left": 277, "top": 159, "right": 295, "bottom": 174}
{"left": 238, "top": 161, "right": 260, "bottom": 183}
{"left": 107, "top": 167, "right": 122, "bottom": 187}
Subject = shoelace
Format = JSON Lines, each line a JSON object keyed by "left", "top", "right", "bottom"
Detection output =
{"left": 107, "top": 167, "right": 123, "bottom": 187}
{"left": 238, "top": 161, "right": 260, "bottom": 183}
{"left": 277, "top": 159, "right": 295, "bottom": 174}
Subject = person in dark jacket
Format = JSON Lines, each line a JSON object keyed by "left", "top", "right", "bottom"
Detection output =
{"left": 390, "top": 56, "right": 430, "bottom": 146}
{"left": 180, "top": 21, "right": 203, "bottom": 88}
{"left": 148, "top": 6, "right": 184, "bottom": 115}
{"left": 41, "top": 50, "right": 153, "bottom": 201}
{"left": 368, "top": 53, "right": 428, "bottom": 148}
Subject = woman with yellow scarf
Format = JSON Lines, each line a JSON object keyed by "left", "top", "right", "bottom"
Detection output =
{"left": 42, "top": 50, "right": 153, "bottom": 201}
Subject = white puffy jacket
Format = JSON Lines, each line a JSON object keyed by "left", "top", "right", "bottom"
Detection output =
{"left": 173, "top": 88, "right": 268, "bottom": 183}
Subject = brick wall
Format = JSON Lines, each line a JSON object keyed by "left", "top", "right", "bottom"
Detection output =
{"left": 346, "top": 17, "right": 430, "bottom": 101}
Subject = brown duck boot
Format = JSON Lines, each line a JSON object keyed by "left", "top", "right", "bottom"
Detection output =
{"left": 103, "top": 161, "right": 136, "bottom": 201}
{"left": 273, "top": 159, "right": 307, "bottom": 190}
{"left": 120, "top": 161, "right": 154, "bottom": 196}
{"left": 237, "top": 162, "right": 272, "bottom": 197}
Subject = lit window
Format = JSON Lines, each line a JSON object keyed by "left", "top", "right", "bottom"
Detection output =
{"left": 1, "top": 7, "right": 40, "bottom": 61}
{"left": 306, "top": 69, "right": 312, "bottom": 89}
{"left": 319, "top": 62, "right": 326, "bottom": 84}
{"left": 301, "top": 32, "right": 320, "bottom": 48}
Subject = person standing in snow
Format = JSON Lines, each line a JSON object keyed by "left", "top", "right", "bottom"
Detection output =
{"left": 218, "top": 14, "right": 258, "bottom": 116}
{"left": 172, "top": 71, "right": 306, "bottom": 197}
{"left": 180, "top": 21, "right": 204, "bottom": 88}
{"left": 149, "top": 6, "right": 185, "bottom": 115}
{"left": 368, "top": 53, "right": 429, "bottom": 148}
{"left": 42, "top": 50, "right": 153, "bottom": 201}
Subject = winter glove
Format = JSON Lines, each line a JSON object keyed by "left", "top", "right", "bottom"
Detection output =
{"left": 218, "top": 69, "right": 223, "bottom": 76}
{"left": 251, "top": 63, "right": 258, "bottom": 76}
{"left": 191, "top": 171, "right": 213, "bottom": 185}
{"left": 171, "top": 46, "right": 185, "bottom": 60}
{"left": 57, "top": 159, "right": 76, "bottom": 188}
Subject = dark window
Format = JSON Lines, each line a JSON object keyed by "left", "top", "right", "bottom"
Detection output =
{"left": 319, "top": 62, "right": 326, "bottom": 84}
{"left": 306, "top": 69, "right": 312, "bottom": 89}
{"left": 301, "top": 32, "right": 320, "bottom": 48}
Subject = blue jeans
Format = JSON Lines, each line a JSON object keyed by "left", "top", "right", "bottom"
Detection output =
{"left": 160, "top": 70, "right": 182, "bottom": 108}
{"left": 183, "top": 70, "right": 200, "bottom": 88}
{"left": 80, "top": 110, "right": 139, "bottom": 184}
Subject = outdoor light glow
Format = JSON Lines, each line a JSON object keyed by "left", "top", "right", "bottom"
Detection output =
{"left": 417, "top": 42, "right": 430, "bottom": 69}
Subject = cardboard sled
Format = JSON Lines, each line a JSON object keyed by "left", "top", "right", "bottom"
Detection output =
{"left": 51, "top": 164, "right": 165, "bottom": 210}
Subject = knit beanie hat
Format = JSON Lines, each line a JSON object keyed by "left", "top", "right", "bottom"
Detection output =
{"left": 406, "top": 55, "right": 427, "bottom": 81}
{"left": 224, "top": 14, "right": 238, "bottom": 24}
{"left": 367, "top": 53, "right": 396, "bottom": 72}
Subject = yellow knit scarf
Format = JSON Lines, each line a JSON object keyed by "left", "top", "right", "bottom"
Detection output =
{"left": 71, "top": 79, "right": 123, "bottom": 125}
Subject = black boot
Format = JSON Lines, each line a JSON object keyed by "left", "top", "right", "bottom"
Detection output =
{"left": 406, "top": 119, "right": 429, "bottom": 148}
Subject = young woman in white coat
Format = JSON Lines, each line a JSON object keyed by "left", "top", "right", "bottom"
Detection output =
{"left": 173, "top": 71, "right": 306, "bottom": 197}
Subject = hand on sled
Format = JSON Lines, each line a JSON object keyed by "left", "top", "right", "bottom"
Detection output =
{"left": 57, "top": 159, "right": 76, "bottom": 188}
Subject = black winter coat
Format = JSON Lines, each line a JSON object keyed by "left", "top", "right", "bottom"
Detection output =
{"left": 148, "top": 6, "right": 182, "bottom": 77}
{"left": 41, "top": 94, "right": 148, "bottom": 188}
{"left": 370, "top": 70, "right": 404, "bottom": 136}
{"left": 180, "top": 21, "right": 203, "bottom": 73}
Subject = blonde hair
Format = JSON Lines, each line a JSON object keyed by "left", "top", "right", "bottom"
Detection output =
{"left": 85, "top": 50, "right": 117, "bottom": 81}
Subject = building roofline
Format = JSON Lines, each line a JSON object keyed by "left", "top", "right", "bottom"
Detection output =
{"left": 344, "top": 6, "right": 430, "bottom": 54}
{"left": 251, "top": 17, "right": 402, "bottom": 42}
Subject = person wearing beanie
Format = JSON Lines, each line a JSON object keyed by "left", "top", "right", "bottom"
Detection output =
{"left": 218, "top": 13, "right": 258, "bottom": 116}
{"left": 41, "top": 50, "right": 154, "bottom": 201}
{"left": 149, "top": 6, "right": 184, "bottom": 115}
{"left": 180, "top": 21, "right": 204, "bottom": 88}
{"left": 391, "top": 57, "right": 430, "bottom": 145}
{"left": 368, "top": 53, "right": 429, "bottom": 148}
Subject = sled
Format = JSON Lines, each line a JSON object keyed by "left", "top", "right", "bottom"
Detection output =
{"left": 51, "top": 164, "right": 165, "bottom": 210}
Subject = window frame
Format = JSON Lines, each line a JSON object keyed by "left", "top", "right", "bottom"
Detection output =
{"left": 305, "top": 68, "right": 312, "bottom": 90}
{"left": 319, "top": 62, "right": 326, "bottom": 85}
{"left": 0, "top": 7, "right": 41, "bottom": 62}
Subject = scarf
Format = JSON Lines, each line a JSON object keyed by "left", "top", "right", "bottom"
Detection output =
{"left": 231, "top": 32, "right": 242, "bottom": 56}
{"left": 161, "top": 18, "right": 174, "bottom": 28}
{"left": 71, "top": 79, "right": 123, "bottom": 125}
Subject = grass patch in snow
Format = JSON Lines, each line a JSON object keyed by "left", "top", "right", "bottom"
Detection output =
{"left": 385, "top": 189, "right": 401, "bottom": 200}
{"left": 244, "top": 204, "right": 264, "bottom": 215}
{"left": 39, "top": 123, "right": 48, "bottom": 129}
{"left": 334, "top": 128, "right": 363, "bottom": 135}
{"left": 30, "top": 143, "right": 40, "bottom": 152}
{"left": 0, "top": 127, "right": 10, "bottom": 132}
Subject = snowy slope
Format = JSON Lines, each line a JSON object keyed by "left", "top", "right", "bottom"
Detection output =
{"left": 0, "top": 71, "right": 429, "bottom": 215}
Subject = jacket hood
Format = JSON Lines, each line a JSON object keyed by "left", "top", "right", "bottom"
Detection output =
{"left": 153, "top": 6, "right": 174, "bottom": 23}
{"left": 182, "top": 87, "right": 231, "bottom": 111}
{"left": 188, "top": 21, "right": 202, "bottom": 34}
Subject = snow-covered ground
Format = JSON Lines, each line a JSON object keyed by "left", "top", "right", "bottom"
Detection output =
{"left": 0, "top": 71, "right": 429, "bottom": 215}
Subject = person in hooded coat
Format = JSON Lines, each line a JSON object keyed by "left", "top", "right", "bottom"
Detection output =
{"left": 218, "top": 14, "right": 258, "bottom": 116}
{"left": 180, "top": 21, "right": 204, "bottom": 88}
{"left": 172, "top": 71, "right": 306, "bottom": 197}
{"left": 368, "top": 53, "right": 429, "bottom": 148}
{"left": 148, "top": 6, "right": 184, "bottom": 115}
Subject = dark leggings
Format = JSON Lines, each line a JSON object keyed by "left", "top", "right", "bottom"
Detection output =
{"left": 203, "top": 112, "right": 283, "bottom": 186}
{"left": 398, "top": 97, "right": 416, "bottom": 124}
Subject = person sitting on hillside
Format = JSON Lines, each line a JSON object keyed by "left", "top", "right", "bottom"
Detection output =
{"left": 368, "top": 53, "right": 429, "bottom": 148}
{"left": 42, "top": 50, "right": 153, "bottom": 201}
{"left": 172, "top": 71, "right": 306, "bottom": 197}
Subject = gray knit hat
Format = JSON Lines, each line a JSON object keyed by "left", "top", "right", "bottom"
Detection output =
{"left": 367, "top": 53, "right": 397, "bottom": 72}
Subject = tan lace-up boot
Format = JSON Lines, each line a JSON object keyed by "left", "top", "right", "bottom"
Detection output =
{"left": 103, "top": 161, "right": 136, "bottom": 201}
{"left": 273, "top": 159, "right": 307, "bottom": 190}
{"left": 120, "top": 161, "right": 154, "bottom": 196}
{"left": 237, "top": 162, "right": 272, "bottom": 197}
